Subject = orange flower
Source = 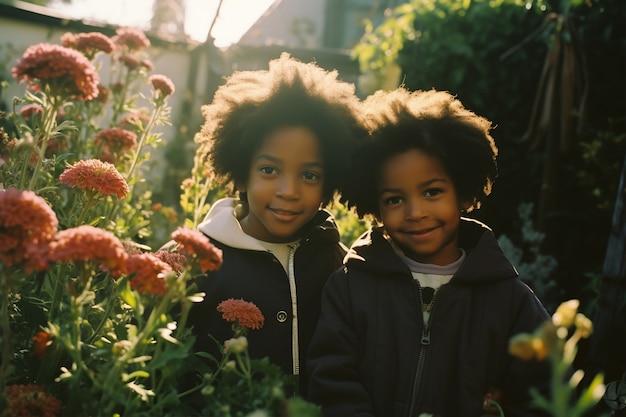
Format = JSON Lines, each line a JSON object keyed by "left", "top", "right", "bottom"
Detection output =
{"left": 125, "top": 253, "right": 171, "bottom": 296}
{"left": 61, "top": 31, "right": 115, "bottom": 58}
{"left": 32, "top": 330, "right": 53, "bottom": 359}
{"left": 154, "top": 250, "right": 187, "bottom": 273}
{"left": 113, "top": 27, "right": 150, "bottom": 50}
{"left": 171, "top": 227, "right": 223, "bottom": 272}
{"left": 40, "top": 225, "right": 128, "bottom": 273}
{"left": 94, "top": 128, "right": 137, "bottom": 151}
{"left": 149, "top": 74, "right": 175, "bottom": 98}
{"left": 12, "top": 43, "right": 99, "bottom": 100}
{"left": 217, "top": 298, "right": 265, "bottom": 331}
{"left": 0, "top": 188, "right": 58, "bottom": 268}
{"left": 4, "top": 384, "right": 63, "bottom": 417}
{"left": 59, "top": 159, "right": 129, "bottom": 199}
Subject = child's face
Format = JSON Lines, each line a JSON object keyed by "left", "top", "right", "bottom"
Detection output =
{"left": 239, "top": 126, "right": 324, "bottom": 243}
{"left": 377, "top": 148, "right": 463, "bottom": 266}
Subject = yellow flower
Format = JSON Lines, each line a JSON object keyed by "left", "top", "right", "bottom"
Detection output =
{"left": 552, "top": 299, "right": 580, "bottom": 328}
{"left": 574, "top": 313, "right": 593, "bottom": 338}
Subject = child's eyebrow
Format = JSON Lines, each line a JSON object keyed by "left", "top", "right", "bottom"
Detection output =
{"left": 378, "top": 178, "right": 449, "bottom": 195}
{"left": 254, "top": 154, "right": 324, "bottom": 168}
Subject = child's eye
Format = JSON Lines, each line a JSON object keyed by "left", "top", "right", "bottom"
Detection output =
{"left": 424, "top": 188, "right": 443, "bottom": 198}
{"left": 302, "top": 171, "right": 321, "bottom": 181}
{"left": 382, "top": 196, "right": 402, "bottom": 205}
{"left": 259, "top": 166, "right": 277, "bottom": 175}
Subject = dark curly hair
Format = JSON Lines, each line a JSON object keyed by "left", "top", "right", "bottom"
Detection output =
{"left": 195, "top": 53, "right": 365, "bottom": 206}
{"left": 343, "top": 88, "right": 498, "bottom": 220}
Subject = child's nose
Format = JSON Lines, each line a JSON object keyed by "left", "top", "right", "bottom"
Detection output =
{"left": 406, "top": 199, "right": 426, "bottom": 220}
{"left": 276, "top": 176, "right": 299, "bottom": 199}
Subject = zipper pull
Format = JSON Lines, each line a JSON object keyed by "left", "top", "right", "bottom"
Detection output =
{"left": 421, "top": 326, "right": 430, "bottom": 346}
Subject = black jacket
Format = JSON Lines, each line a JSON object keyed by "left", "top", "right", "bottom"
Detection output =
{"left": 307, "top": 218, "right": 551, "bottom": 417}
{"left": 188, "top": 198, "right": 346, "bottom": 395}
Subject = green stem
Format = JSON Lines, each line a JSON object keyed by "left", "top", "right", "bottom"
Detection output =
{"left": 0, "top": 276, "right": 12, "bottom": 387}
{"left": 27, "top": 97, "right": 59, "bottom": 191}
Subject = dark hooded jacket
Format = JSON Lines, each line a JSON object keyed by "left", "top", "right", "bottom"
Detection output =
{"left": 307, "top": 218, "right": 551, "bottom": 417}
{"left": 188, "top": 198, "right": 346, "bottom": 396}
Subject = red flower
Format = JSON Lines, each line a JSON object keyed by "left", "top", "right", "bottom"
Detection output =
{"left": 4, "top": 384, "right": 63, "bottom": 417}
{"left": 217, "top": 298, "right": 265, "bottom": 330}
{"left": 94, "top": 128, "right": 137, "bottom": 151}
{"left": 171, "top": 227, "right": 222, "bottom": 272}
{"left": 32, "top": 330, "right": 53, "bottom": 359}
{"left": 113, "top": 27, "right": 150, "bottom": 50}
{"left": 12, "top": 43, "right": 100, "bottom": 101}
{"left": 125, "top": 253, "right": 171, "bottom": 296}
{"left": 0, "top": 188, "right": 58, "bottom": 268}
{"left": 149, "top": 74, "right": 175, "bottom": 98}
{"left": 36, "top": 225, "right": 128, "bottom": 273}
{"left": 61, "top": 31, "right": 115, "bottom": 58}
{"left": 59, "top": 159, "right": 129, "bottom": 199}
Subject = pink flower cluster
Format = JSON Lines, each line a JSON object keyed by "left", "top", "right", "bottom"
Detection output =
{"left": 171, "top": 227, "right": 223, "bottom": 272}
{"left": 12, "top": 43, "right": 100, "bottom": 101}
{"left": 59, "top": 159, "right": 129, "bottom": 199}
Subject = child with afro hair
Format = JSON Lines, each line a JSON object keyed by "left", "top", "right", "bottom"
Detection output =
{"left": 307, "top": 87, "right": 551, "bottom": 416}
{"left": 187, "top": 53, "right": 365, "bottom": 397}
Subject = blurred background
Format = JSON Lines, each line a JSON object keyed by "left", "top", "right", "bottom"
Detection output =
{"left": 1, "top": 0, "right": 625, "bottom": 409}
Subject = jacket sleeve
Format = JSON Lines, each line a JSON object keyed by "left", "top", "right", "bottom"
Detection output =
{"left": 306, "top": 268, "right": 375, "bottom": 417}
{"left": 500, "top": 280, "right": 553, "bottom": 417}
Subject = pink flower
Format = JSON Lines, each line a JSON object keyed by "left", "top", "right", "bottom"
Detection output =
{"left": 61, "top": 31, "right": 115, "bottom": 58}
{"left": 0, "top": 188, "right": 58, "bottom": 268}
{"left": 39, "top": 225, "right": 128, "bottom": 273}
{"left": 125, "top": 253, "right": 171, "bottom": 296}
{"left": 217, "top": 298, "right": 265, "bottom": 330}
{"left": 113, "top": 27, "right": 150, "bottom": 51}
{"left": 20, "top": 103, "right": 43, "bottom": 119}
{"left": 171, "top": 227, "right": 223, "bottom": 272}
{"left": 12, "top": 43, "right": 100, "bottom": 100}
{"left": 119, "top": 54, "right": 140, "bottom": 70}
{"left": 149, "top": 74, "right": 175, "bottom": 97}
{"left": 94, "top": 128, "right": 137, "bottom": 151}
{"left": 59, "top": 159, "right": 129, "bottom": 199}
{"left": 154, "top": 250, "right": 187, "bottom": 273}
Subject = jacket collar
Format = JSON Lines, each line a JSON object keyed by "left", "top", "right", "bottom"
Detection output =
{"left": 198, "top": 197, "right": 340, "bottom": 251}
{"left": 345, "top": 218, "right": 518, "bottom": 284}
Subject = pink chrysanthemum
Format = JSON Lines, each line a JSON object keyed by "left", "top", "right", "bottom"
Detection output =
{"left": 171, "top": 227, "right": 223, "bottom": 272}
{"left": 94, "top": 128, "right": 137, "bottom": 151}
{"left": 12, "top": 43, "right": 100, "bottom": 100}
{"left": 59, "top": 159, "right": 129, "bottom": 199}
{"left": 20, "top": 103, "right": 43, "bottom": 119}
{"left": 154, "top": 250, "right": 187, "bottom": 273}
{"left": 39, "top": 225, "right": 128, "bottom": 273}
{"left": 119, "top": 54, "right": 141, "bottom": 70}
{"left": 4, "top": 384, "right": 63, "bottom": 417}
{"left": 149, "top": 74, "right": 175, "bottom": 97}
{"left": 61, "top": 31, "right": 115, "bottom": 58}
{"left": 119, "top": 113, "right": 151, "bottom": 131}
{"left": 113, "top": 27, "right": 150, "bottom": 50}
{"left": 125, "top": 253, "right": 171, "bottom": 296}
{"left": 0, "top": 188, "right": 58, "bottom": 267}
{"left": 217, "top": 298, "right": 265, "bottom": 330}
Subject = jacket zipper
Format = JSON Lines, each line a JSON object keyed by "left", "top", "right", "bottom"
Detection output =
{"left": 287, "top": 243, "right": 300, "bottom": 376}
{"left": 408, "top": 285, "right": 439, "bottom": 417}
